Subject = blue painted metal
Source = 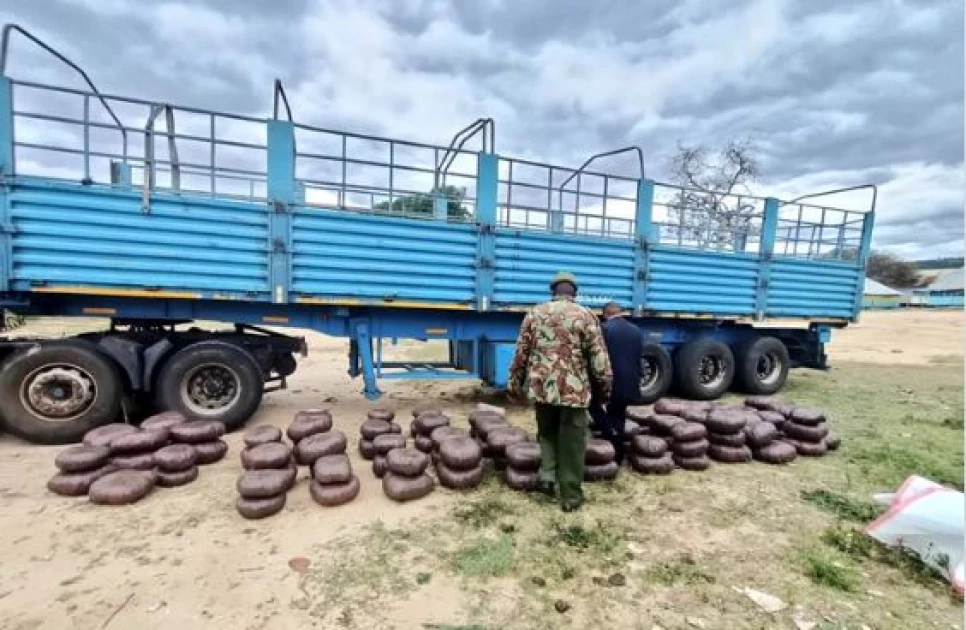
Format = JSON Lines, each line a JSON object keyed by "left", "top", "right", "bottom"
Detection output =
{"left": 475, "top": 152, "right": 498, "bottom": 311}
{"left": 633, "top": 179, "right": 655, "bottom": 311}
{"left": 851, "top": 210, "right": 876, "bottom": 318}
{"left": 351, "top": 320, "right": 382, "bottom": 399}
{"left": 0, "top": 76, "right": 11, "bottom": 289}
{"left": 767, "top": 258, "right": 860, "bottom": 319}
{"left": 756, "top": 197, "right": 779, "bottom": 319}
{"left": 267, "top": 120, "right": 295, "bottom": 304}
{"left": 644, "top": 247, "right": 759, "bottom": 316}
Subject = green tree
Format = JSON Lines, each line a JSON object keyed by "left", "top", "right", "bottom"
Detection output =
{"left": 374, "top": 185, "right": 470, "bottom": 220}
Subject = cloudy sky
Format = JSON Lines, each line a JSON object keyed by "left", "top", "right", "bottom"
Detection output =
{"left": 1, "top": 0, "right": 962, "bottom": 258}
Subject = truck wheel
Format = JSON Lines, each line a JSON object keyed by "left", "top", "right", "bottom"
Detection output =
{"left": 673, "top": 338, "right": 734, "bottom": 400}
{"left": 0, "top": 341, "right": 123, "bottom": 444}
{"left": 638, "top": 343, "right": 672, "bottom": 404}
{"left": 154, "top": 341, "right": 263, "bottom": 432}
{"left": 734, "top": 336, "right": 789, "bottom": 395}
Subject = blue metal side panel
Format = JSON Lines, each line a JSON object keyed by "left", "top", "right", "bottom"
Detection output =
{"left": 8, "top": 179, "right": 271, "bottom": 296}
{"left": 645, "top": 247, "right": 759, "bottom": 315}
{"left": 926, "top": 295, "right": 965, "bottom": 308}
{"left": 290, "top": 208, "right": 478, "bottom": 304}
{"left": 767, "top": 259, "right": 861, "bottom": 319}
{"left": 493, "top": 230, "right": 634, "bottom": 308}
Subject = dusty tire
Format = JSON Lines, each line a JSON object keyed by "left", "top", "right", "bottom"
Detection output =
{"left": 671, "top": 438, "right": 710, "bottom": 458}
{"left": 83, "top": 423, "right": 137, "bottom": 448}
{"left": 0, "top": 341, "right": 124, "bottom": 445}
{"left": 708, "top": 444, "right": 752, "bottom": 463}
{"left": 670, "top": 422, "right": 707, "bottom": 442}
{"left": 789, "top": 407, "right": 825, "bottom": 427}
{"left": 585, "top": 439, "right": 616, "bottom": 465}
{"left": 295, "top": 430, "right": 348, "bottom": 466}
{"left": 673, "top": 338, "right": 735, "bottom": 400}
{"left": 109, "top": 428, "right": 170, "bottom": 454}
{"left": 140, "top": 411, "right": 187, "bottom": 432}
{"left": 584, "top": 461, "right": 619, "bottom": 482}
{"left": 745, "top": 422, "right": 778, "bottom": 448}
{"left": 638, "top": 343, "right": 673, "bottom": 404}
{"left": 237, "top": 468, "right": 297, "bottom": 498}
{"left": 372, "top": 433, "right": 406, "bottom": 456}
{"left": 414, "top": 435, "right": 435, "bottom": 453}
{"left": 110, "top": 453, "right": 156, "bottom": 471}
{"left": 244, "top": 425, "right": 282, "bottom": 447}
{"left": 310, "top": 476, "right": 360, "bottom": 507}
{"left": 193, "top": 439, "right": 228, "bottom": 464}
{"left": 241, "top": 442, "right": 292, "bottom": 470}
{"left": 734, "top": 336, "right": 790, "bottom": 395}
{"left": 413, "top": 414, "right": 450, "bottom": 436}
{"left": 387, "top": 449, "right": 430, "bottom": 477}
{"left": 631, "top": 435, "right": 668, "bottom": 457}
{"left": 156, "top": 466, "right": 199, "bottom": 488}
{"left": 505, "top": 442, "right": 541, "bottom": 472}
{"left": 359, "top": 439, "right": 376, "bottom": 460}
{"left": 439, "top": 436, "right": 483, "bottom": 471}
{"left": 154, "top": 341, "right": 263, "bottom": 432}
{"left": 360, "top": 419, "right": 394, "bottom": 441}
{"left": 754, "top": 441, "right": 798, "bottom": 464}
{"left": 630, "top": 454, "right": 675, "bottom": 475}
{"left": 382, "top": 472, "right": 434, "bottom": 502}
{"left": 708, "top": 431, "right": 747, "bottom": 447}
{"left": 287, "top": 410, "right": 333, "bottom": 442}
{"left": 47, "top": 466, "right": 114, "bottom": 496}
{"left": 170, "top": 420, "right": 225, "bottom": 444}
{"left": 55, "top": 445, "right": 111, "bottom": 473}
{"left": 436, "top": 461, "right": 484, "bottom": 489}
{"left": 372, "top": 455, "right": 388, "bottom": 478}
{"left": 312, "top": 454, "right": 352, "bottom": 485}
{"left": 825, "top": 432, "right": 841, "bottom": 451}
{"left": 505, "top": 467, "right": 540, "bottom": 491}
{"left": 89, "top": 470, "right": 155, "bottom": 505}
{"left": 651, "top": 414, "right": 685, "bottom": 436}
{"left": 705, "top": 409, "right": 746, "bottom": 435}
{"left": 154, "top": 444, "right": 199, "bottom": 472}
{"left": 235, "top": 493, "right": 286, "bottom": 519}
{"left": 783, "top": 422, "right": 829, "bottom": 443}
{"left": 673, "top": 454, "right": 712, "bottom": 471}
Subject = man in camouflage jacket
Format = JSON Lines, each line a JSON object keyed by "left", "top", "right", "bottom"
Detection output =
{"left": 507, "top": 272, "right": 613, "bottom": 511}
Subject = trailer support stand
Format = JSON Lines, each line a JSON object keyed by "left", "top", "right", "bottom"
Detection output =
{"left": 351, "top": 321, "right": 382, "bottom": 400}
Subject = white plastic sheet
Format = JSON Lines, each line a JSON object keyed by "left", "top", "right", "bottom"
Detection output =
{"left": 866, "top": 475, "right": 964, "bottom": 593}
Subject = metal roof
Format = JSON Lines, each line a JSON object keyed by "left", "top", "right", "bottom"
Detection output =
{"left": 864, "top": 278, "right": 902, "bottom": 296}
{"left": 922, "top": 268, "right": 964, "bottom": 292}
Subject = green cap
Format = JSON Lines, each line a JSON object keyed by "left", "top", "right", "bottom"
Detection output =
{"left": 550, "top": 271, "right": 578, "bottom": 291}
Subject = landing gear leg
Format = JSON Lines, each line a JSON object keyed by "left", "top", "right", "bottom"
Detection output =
{"left": 351, "top": 322, "right": 382, "bottom": 400}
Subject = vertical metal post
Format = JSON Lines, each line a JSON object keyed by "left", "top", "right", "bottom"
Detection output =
{"left": 267, "top": 119, "right": 295, "bottom": 304}
{"left": 82, "top": 95, "right": 90, "bottom": 183}
{"left": 0, "top": 77, "right": 13, "bottom": 290}
{"left": 755, "top": 197, "right": 780, "bottom": 320}
{"left": 475, "top": 152, "right": 498, "bottom": 311}
{"left": 353, "top": 321, "right": 382, "bottom": 399}
{"left": 850, "top": 210, "right": 876, "bottom": 320}
{"left": 209, "top": 114, "right": 216, "bottom": 196}
{"left": 632, "top": 179, "right": 655, "bottom": 313}
{"left": 548, "top": 167, "right": 562, "bottom": 232}
{"left": 341, "top": 135, "right": 347, "bottom": 207}
{"left": 388, "top": 141, "right": 394, "bottom": 209}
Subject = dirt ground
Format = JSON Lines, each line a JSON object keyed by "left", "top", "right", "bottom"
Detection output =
{"left": 0, "top": 309, "right": 962, "bottom": 629}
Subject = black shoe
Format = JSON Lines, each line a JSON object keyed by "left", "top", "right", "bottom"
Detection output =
{"left": 561, "top": 500, "right": 583, "bottom": 513}
{"left": 537, "top": 480, "right": 556, "bottom": 498}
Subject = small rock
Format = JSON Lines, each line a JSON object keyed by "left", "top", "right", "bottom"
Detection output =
{"left": 628, "top": 542, "right": 646, "bottom": 557}
{"left": 146, "top": 601, "right": 166, "bottom": 613}
{"left": 554, "top": 599, "right": 571, "bottom": 614}
{"left": 736, "top": 587, "right": 787, "bottom": 613}
{"left": 793, "top": 612, "right": 817, "bottom": 630}
{"left": 867, "top": 589, "right": 885, "bottom": 598}
{"left": 686, "top": 617, "right": 707, "bottom": 628}
{"left": 531, "top": 576, "right": 546, "bottom": 587}
{"left": 607, "top": 573, "right": 626, "bottom": 587}
{"left": 288, "top": 557, "right": 310, "bottom": 574}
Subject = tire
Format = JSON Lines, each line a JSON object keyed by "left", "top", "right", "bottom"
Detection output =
{"left": 673, "top": 338, "right": 735, "bottom": 400}
{"left": 0, "top": 341, "right": 124, "bottom": 444}
{"left": 154, "top": 341, "right": 263, "bottom": 432}
{"left": 638, "top": 343, "right": 673, "bottom": 404}
{"left": 734, "top": 336, "right": 790, "bottom": 395}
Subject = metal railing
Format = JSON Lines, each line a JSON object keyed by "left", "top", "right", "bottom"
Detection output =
{"left": 651, "top": 182, "right": 766, "bottom": 253}
{"left": 774, "top": 185, "right": 877, "bottom": 260}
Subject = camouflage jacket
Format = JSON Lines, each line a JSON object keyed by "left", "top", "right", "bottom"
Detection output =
{"left": 507, "top": 297, "right": 613, "bottom": 407}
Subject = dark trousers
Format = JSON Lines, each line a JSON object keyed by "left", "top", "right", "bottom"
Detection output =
{"left": 535, "top": 404, "right": 589, "bottom": 506}
{"left": 590, "top": 399, "right": 628, "bottom": 465}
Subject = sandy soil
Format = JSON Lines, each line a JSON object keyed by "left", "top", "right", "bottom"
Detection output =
{"left": 0, "top": 309, "right": 961, "bottom": 629}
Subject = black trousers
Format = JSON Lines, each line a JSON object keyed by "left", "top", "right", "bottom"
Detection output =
{"left": 590, "top": 399, "right": 628, "bottom": 464}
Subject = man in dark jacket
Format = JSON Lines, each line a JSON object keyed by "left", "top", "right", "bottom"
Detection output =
{"left": 590, "top": 302, "right": 642, "bottom": 464}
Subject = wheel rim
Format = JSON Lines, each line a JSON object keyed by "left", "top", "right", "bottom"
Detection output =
{"left": 179, "top": 363, "right": 241, "bottom": 416}
{"left": 698, "top": 355, "right": 726, "bottom": 388}
{"left": 640, "top": 356, "right": 660, "bottom": 393}
{"left": 20, "top": 363, "right": 98, "bottom": 423}
{"left": 755, "top": 352, "right": 782, "bottom": 386}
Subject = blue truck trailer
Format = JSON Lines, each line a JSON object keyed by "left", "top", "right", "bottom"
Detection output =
{"left": 0, "top": 25, "right": 876, "bottom": 443}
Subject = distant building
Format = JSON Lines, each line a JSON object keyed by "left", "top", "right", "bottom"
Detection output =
{"left": 913, "top": 267, "right": 964, "bottom": 308}
{"left": 862, "top": 278, "right": 902, "bottom": 309}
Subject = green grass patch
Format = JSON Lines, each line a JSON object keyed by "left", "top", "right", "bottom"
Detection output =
{"left": 801, "top": 548, "right": 859, "bottom": 592}
{"left": 822, "top": 525, "right": 951, "bottom": 589}
{"left": 800, "top": 489, "right": 882, "bottom": 523}
{"left": 452, "top": 496, "right": 517, "bottom": 529}
{"left": 549, "top": 521, "right": 620, "bottom": 553}
{"left": 645, "top": 554, "right": 716, "bottom": 587}
{"left": 848, "top": 443, "right": 964, "bottom": 490}
{"left": 451, "top": 534, "right": 516, "bottom": 578}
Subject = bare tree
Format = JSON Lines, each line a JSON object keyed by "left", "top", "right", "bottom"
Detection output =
{"left": 666, "top": 140, "right": 761, "bottom": 251}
